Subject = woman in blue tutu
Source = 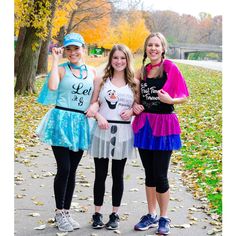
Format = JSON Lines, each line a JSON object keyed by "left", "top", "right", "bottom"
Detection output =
{"left": 36, "top": 33, "right": 95, "bottom": 232}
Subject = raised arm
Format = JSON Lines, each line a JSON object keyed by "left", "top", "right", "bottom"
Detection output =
{"left": 48, "top": 47, "right": 64, "bottom": 91}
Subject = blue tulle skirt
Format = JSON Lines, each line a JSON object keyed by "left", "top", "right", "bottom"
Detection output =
{"left": 134, "top": 118, "right": 182, "bottom": 150}
{"left": 36, "top": 108, "right": 91, "bottom": 151}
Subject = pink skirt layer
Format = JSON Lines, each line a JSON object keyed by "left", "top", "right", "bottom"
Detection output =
{"left": 132, "top": 112, "right": 181, "bottom": 137}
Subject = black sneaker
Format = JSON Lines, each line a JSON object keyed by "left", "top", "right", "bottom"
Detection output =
{"left": 105, "top": 212, "right": 120, "bottom": 230}
{"left": 92, "top": 212, "right": 105, "bottom": 229}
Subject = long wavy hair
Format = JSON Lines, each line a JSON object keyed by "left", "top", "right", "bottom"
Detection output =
{"left": 141, "top": 32, "right": 168, "bottom": 80}
{"left": 101, "top": 44, "right": 137, "bottom": 95}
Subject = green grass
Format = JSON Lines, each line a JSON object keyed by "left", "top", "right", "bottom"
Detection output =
{"left": 176, "top": 63, "right": 222, "bottom": 217}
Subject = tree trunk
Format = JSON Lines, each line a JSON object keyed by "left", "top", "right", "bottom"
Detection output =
{"left": 14, "top": 27, "right": 27, "bottom": 76}
{"left": 37, "top": 0, "right": 57, "bottom": 75}
{"left": 15, "top": 27, "right": 42, "bottom": 94}
{"left": 66, "top": 10, "right": 76, "bottom": 33}
{"left": 55, "top": 26, "right": 66, "bottom": 46}
{"left": 36, "top": 39, "right": 49, "bottom": 75}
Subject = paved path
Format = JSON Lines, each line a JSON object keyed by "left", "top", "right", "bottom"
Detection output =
{"left": 173, "top": 59, "right": 222, "bottom": 72}
{"left": 14, "top": 144, "right": 220, "bottom": 236}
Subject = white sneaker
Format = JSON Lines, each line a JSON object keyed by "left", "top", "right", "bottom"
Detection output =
{"left": 55, "top": 211, "right": 73, "bottom": 232}
{"left": 65, "top": 212, "right": 80, "bottom": 229}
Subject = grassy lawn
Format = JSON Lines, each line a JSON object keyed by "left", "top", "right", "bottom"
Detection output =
{"left": 15, "top": 54, "right": 222, "bottom": 219}
{"left": 177, "top": 63, "right": 222, "bottom": 218}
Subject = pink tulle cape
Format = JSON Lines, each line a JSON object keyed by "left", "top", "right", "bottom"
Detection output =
{"left": 146, "top": 59, "right": 189, "bottom": 99}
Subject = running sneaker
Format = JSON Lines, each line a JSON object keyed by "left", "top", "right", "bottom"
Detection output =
{"left": 134, "top": 214, "right": 158, "bottom": 231}
{"left": 55, "top": 211, "right": 73, "bottom": 232}
{"left": 156, "top": 217, "right": 171, "bottom": 235}
{"left": 92, "top": 212, "right": 105, "bottom": 229}
{"left": 105, "top": 212, "right": 120, "bottom": 230}
{"left": 64, "top": 211, "right": 80, "bottom": 229}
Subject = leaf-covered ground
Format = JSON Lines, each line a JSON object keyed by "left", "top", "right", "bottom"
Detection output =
{"left": 176, "top": 64, "right": 222, "bottom": 218}
{"left": 15, "top": 57, "right": 222, "bottom": 222}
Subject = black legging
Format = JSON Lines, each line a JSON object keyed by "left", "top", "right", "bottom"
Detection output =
{"left": 138, "top": 149, "right": 172, "bottom": 193}
{"left": 93, "top": 158, "right": 127, "bottom": 207}
{"left": 52, "top": 146, "right": 83, "bottom": 210}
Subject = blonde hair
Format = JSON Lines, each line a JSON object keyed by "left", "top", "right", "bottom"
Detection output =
{"left": 101, "top": 44, "right": 137, "bottom": 95}
{"left": 141, "top": 32, "right": 168, "bottom": 80}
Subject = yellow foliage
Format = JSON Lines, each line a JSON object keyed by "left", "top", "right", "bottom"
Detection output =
{"left": 79, "top": 17, "right": 111, "bottom": 47}
{"left": 51, "top": 0, "right": 77, "bottom": 38}
{"left": 72, "top": 0, "right": 112, "bottom": 46}
{"left": 14, "top": 0, "right": 53, "bottom": 40}
{"left": 102, "top": 11, "right": 150, "bottom": 52}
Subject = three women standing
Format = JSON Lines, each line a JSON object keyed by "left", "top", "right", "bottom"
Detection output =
{"left": 36, "top": 31, "right": 189, "bottom": 235}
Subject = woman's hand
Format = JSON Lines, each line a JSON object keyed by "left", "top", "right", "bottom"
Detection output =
{"left": 51, "top": 47, "right": 64, "bottom": 62}
{"left": 157, "top": 89, "right": 173, "bottom": 104}
{"left": 120, "top": 108, "right": 133, "bottom": 120}
{"left": 133, "top": 102, "right": 144, "bottom": 115}
{"left": 86, "top": 102, "right": 99, "bottom": 117}
{"left": 96, "top": 113, "right": 109, "bottom": 129}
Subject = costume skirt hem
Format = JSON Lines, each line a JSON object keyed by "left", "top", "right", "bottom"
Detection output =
{"left": 88, "top": 123, "right": 137, "bottom": 160}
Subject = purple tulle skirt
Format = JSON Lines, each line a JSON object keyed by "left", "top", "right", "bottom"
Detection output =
{"left": 132, "top": 112, "right": 182, "bottom": 151}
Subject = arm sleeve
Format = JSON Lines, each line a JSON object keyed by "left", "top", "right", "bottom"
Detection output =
{"left": 163, "top": 59, "right": 189, "bottom": 98}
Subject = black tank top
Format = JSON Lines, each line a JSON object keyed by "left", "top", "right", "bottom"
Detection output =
{"left": 140, "top": 71, "right": 174, "bottom": 114}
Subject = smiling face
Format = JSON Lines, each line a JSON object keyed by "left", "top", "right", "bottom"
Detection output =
{"left": 64, "top": 45, "right": 85, "bottom": 64}
{"left": 146, "top": 36, "right": 165, "bottom": 63}
{"left": 111, "top": 50, "right": 127, "bottom": 72}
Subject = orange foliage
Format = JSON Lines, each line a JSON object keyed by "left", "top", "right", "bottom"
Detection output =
{"left": 102, "top": 11, "right": 150, "bottom": 52}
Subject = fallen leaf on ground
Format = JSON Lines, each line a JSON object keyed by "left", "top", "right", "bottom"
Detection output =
{"left": 172, "top": 223, "right": 191, "bottom": 228}
{"left": 33, "top": 201, "right": 44, "bottom": 206}
{"left": 33, "top": 224, "right": 46, "bottom": 230}
{"left": 29, "top": 212, "right": 40, "bottom": 217}
{"left": 129, "top": 188, "right": 139, "bottom": 192}
{"left": 56, "top": 232, "right": 68, "bottom": 236}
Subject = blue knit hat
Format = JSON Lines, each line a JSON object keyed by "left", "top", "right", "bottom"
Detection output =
{"left": 63, "top": 33, "right": 85, "bottom": 47}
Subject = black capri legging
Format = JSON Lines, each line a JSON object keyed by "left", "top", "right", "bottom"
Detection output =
{"left": 138, "top": 149, "right": 172, "bottom": 193}
{"left": 52, "top": 146, "right": 83, "bottom": 210}
{"left": 93, "top": 158, "right": 127, "bottom": 207}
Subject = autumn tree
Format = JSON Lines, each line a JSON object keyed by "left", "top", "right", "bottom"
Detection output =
{"left": 14, "top": 0, "right": 56, "bottom": 94}
{"left": 37, "top": 0, "right": 58, "bottom": 75}
{"left": 145, "top": 10, "right": 222, "bottom": 45}
{"left": 52, "top": 0, "right": 114, "bottom": 45}
{"left": 179, "top": 14, "right": 199, "bottom": 43}
{"left": 198, "top": 13, "right": 222, "bottom": 45}
{"left": 102, "top": 10, "right": 149, "bottom": 52}
{"left": 209, "top": 16, "right": 222, "bottom": 45}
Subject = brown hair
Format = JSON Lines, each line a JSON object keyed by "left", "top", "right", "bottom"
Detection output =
{"left": 141, "top": 32, "right": 168, "bottom": 80}
{"left": 101, "top": 44, "right": 137, "bottom": 95}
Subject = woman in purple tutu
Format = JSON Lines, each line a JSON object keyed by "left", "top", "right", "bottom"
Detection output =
{"left": 132, "top": 32, "right": 189, "bottom": 235}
